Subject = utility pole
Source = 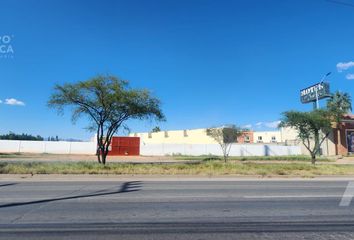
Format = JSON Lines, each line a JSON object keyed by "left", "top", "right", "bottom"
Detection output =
{"left": 314, "top": 72, "right": 331, "bottom": 110}
{"left": 314, "top": 72, "right": 331, "bottom": 156}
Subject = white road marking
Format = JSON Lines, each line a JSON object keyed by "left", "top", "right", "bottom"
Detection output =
{"left": 243, "top": 195, "right": 342, "bottom": 199}
{"left": 340, "top": 181, "right": 354, "bottom": 207}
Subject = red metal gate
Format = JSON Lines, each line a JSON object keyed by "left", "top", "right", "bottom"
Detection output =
{"left": 108, "top": 136, "right": 140, "bottom": 156}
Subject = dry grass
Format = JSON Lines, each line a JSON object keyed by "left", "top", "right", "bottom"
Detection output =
{"left": 172, "top": 155, "right": 332, "bottom": 162}
{"left": 0, "top": 161, "right": 352, "bottom": 177}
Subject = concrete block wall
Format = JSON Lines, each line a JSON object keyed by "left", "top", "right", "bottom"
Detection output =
{"left": 0, "top": 140, "right": 96, "bottom": 155}
{"left": 140, "top": 143, "right": 302, "bottom": 156}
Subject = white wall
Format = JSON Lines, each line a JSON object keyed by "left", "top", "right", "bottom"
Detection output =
{"left": 0, "top": 140, "right": 305, "bottom": 157}
{"left": 0, "top": 140, "right": 96, "bottom": 155}
{"left": 140, "top": 143, "right": 301, "bottom": 156}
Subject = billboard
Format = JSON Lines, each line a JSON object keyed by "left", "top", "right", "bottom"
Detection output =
{"left": 300, "top": 82, "right": 331, "bottom": 104}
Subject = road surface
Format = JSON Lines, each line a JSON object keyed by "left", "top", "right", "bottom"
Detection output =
{"left": 0, "top": 180, "right": 353, "bottom": 239}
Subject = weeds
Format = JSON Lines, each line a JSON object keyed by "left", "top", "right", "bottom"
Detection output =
{"left": 0, "top": 160, "right": 352, "bottom": 177}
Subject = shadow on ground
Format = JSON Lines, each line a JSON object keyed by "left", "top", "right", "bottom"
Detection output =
{"left": 0, "top": 181, "right": 141, "bottom": 209}
{"left": 0, "top": 183, "right": 17, "bottom": 188}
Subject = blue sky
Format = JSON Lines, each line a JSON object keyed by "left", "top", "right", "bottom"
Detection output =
{"left": 0, "top": 0, "right": 354, "bottom": 140}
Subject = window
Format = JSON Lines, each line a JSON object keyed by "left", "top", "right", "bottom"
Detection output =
{"left": 164, "top": 131, "right": 169, "bottom": 138}
{"left": 244, "top": 135, "right": 250, "bottom": 143}
{"left": 148, "top": 132, "right": 152, "bottom": 138}
{"left": 183, "top": 130, "right": 188, "bottom": 137}
{"left": 271, "top": 136, "right": 276, "bottom": 142}
{"left": 257, "top": 136, "right": 263, "bottom": 143}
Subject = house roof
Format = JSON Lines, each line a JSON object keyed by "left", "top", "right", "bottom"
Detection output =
{"left": 341, "top": 114, "right": 354, "bottom": 123}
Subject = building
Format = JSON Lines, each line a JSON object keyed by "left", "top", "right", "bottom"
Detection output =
{"left": 238, "top": 131, "right": 254, "bottom": 143}
{"left": 128, "top": 123, "right": 352, "bottom": 157}
{"left": 129, "top": 128, "right": 255, "bottom": 145}
{"left": 334, "top": 114, "right": 354, "bottom": 155}
{"left": 129, "top": 128, "right": 292, "bottom": 145}
{"left": 131, "top": 128, "right": 216, "bottom": 145}
{"left": 253, "top": 131, "right": 281, "bottom": 144}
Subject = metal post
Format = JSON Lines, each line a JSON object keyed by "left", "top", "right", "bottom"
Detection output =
{"left": 315, "top": 87, "right": 319, "bottom": 109}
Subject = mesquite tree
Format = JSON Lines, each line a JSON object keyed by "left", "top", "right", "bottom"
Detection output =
{"left": 279, "top": 110, "right": 332, "bottom": 164}
{"left": 206, "top": 125, "right": 243, "bottom": 162}
{"left": 48, "top": 75, "right": 164, "bottom": 164}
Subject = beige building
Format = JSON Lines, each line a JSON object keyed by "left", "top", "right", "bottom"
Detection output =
{"left": 252, "top": 128, "right": 299, "bottom": 144}
{"left": 129, "top": 128, "right": 217, "bottom": 145}
{"left": 130, "top": 127, "right": 293, "bottom": 145}
{"left": 253, "top": 131, "right": 282, "bottom": 143}
{"left": 129, "top": 127, "right": 337, "bottom": 156}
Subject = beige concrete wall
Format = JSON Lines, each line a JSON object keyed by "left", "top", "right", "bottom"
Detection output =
{"left": 296, "top": 131, "right": 336, "bottom": 157}
{"left": 129, "top": 128, "right": 217, "bottom": 145}
{"left": 131, "top": 128, "right": 292, "bottom": 145}
{"left": 279, "top": 127, "right": 299, "bottom": 143}
{"left": 278, "top": 127, "right": 336, "bottom": 156}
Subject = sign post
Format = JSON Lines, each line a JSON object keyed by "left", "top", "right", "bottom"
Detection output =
{"left": 300, "top": 79, "right": 332, "bottom": 157}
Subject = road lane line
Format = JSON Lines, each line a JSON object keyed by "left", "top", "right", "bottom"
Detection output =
{"left": 243, "top": 195, "right": 342, "bottom": 199}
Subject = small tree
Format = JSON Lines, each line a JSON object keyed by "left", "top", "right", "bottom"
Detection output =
{"left": 327, "top": 91, "right": 352, "bottom": 155}
{"left": 206, "top": 125, "right": 243, "bottom": 162}
{"left": 48, "top": 75, "right": 165, "bottom": 164}
{"left": 279, "top": 110, "right": 332, "bottom": 164}
{"left": 152, "top": 126, "right": 161, "bottom": 132}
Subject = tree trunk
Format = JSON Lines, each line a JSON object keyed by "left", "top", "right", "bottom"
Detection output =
{"left": 96, "top": 148, "right": 102, "bottom": 164}
{"left": 102, "top": 152, "right": 107, "bottom": 165}
{"left": 337, "top": 127, "right": 341, "bottom": 156}
{"left": 222, "top": 146, "right": 227, "bottom": 163}
{"left": 311, "top": 153, "right": 316, "bottom": 165}
{"left": 314, "top": 131, "right": 320, "bottom": 157}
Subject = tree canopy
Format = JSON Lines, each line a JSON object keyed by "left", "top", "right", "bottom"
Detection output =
{"left": 327, "top": 91, "right": 352, "bottom": 124}
{"left": 206, "top": 125, "right": 244, "bottom": 162}
{"left": 48, "top": 75, "right": 165, "bottom": 164}
{"left": 279, "top": 110, "right": 332, "bottom": 164}
{"left": 152, "top": 126, "right": 161, "bottom": 132}
{"left": 0, "top": 132, "right": 43, "bottom": 141}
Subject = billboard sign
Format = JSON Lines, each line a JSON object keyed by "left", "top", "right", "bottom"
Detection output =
{"left": 300, "top": 82, "right": 331, "bottom": 104}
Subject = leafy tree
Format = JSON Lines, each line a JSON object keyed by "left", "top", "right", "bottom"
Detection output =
{"left": 0, "top": 132, "right": 43, "bottom": 141}
{"left": 206, "top": 125, "right": 244, "bottom": 162}
{"left": 326, "top": 91, "right": 352, "bottom": 155}
{"left": 279, "top": 110, "right": 332, "bottom": 164}
{"left": 48, "top": 75, "right": 165, "bottom": 164}
{"left": 152, "top": 126, "right": 161, "bottom": 132}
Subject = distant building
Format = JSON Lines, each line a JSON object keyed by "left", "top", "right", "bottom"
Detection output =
{"left": 334, "top": 114, "right": 354, "bottom": 156}
{"left": 127, "top": 124, "right": 349, "bottom": 157}
{"left": 253, "top": 131, "right": 281, "bottom": 144}
{"left": 130, "top": 128, "right": 220, "bottom": 145}
{"left": 130, "top": 128, "right": 285, "bottom": 145}
{"left": 237, "top": 131, "right": 254, "bottom": 144}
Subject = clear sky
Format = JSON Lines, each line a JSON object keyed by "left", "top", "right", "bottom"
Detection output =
{"left": 1, "top": 0, "right": 354, "bottom": 140}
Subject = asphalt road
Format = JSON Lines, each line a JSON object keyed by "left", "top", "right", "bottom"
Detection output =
{"left": 0, "top": 180, "right": 354, "bottom": 239}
